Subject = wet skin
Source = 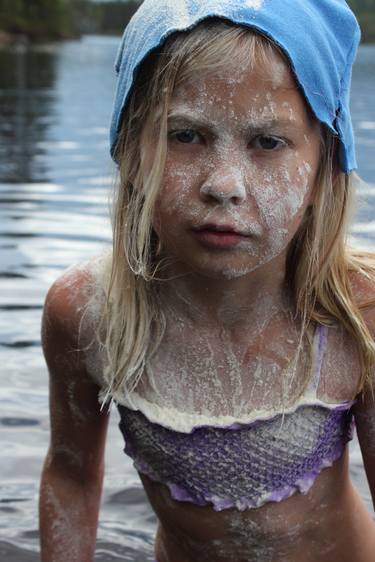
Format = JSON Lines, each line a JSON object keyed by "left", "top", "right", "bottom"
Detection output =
{"left": 39, "top": 258, "right": 375, "bottom": 562}
{"left": 146, "top": 453, "right": 375, "bottom": 562}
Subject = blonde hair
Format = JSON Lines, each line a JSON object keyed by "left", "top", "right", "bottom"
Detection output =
{"left": 99, "top": 19, "right": 375, "bottom": 403}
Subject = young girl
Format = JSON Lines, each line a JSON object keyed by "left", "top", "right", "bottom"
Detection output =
{"left": 39, "top": 1, "right": 375, "bottom": 561}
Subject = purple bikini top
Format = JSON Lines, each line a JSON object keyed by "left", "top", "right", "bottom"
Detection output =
{"left": 116, "top": 325, "right": 356, "bottom": 511}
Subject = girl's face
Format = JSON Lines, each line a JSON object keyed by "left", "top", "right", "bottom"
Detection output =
{"left": 153, "top": 54, "right": 321, "bottom": 280}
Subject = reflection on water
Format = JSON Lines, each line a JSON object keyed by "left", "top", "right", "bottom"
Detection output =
{"left": 0, "top": 36, "right": 375, "bottom": 561}
{"left": 351, "top": 45, "right": 375, "bottom": 184}
{"left": 0, "top": 35, "right": 156, "bottom": 562}
{"left": 0, "top": 45, "right": 58, "bottom": 183}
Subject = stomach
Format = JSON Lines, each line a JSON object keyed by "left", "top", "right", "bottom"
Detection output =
{"left": 138, "top": 450, "right": 375, "bottom": 562}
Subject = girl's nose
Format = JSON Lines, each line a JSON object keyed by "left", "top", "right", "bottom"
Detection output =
{"left": 200, "top": 167, "right": 247, "bottom": 205}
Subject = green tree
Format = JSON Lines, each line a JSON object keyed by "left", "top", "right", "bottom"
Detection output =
{"left": 348, "top": 0, "right": 375, "bottom": 42}
{"left": 0, "top": 0, "right": 94, "bottom": 41}
{"left": 1, "top": 0, "right": 374, "bottom": 42}
{"left": 95, "top": 1, "right": 141, "bottom": 35}
{"left": 94, "top": 0, "right": 375, "bottom": 41}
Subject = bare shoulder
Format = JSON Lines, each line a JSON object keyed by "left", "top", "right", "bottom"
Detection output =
{"left": 42, "top": 255, "right": 112, "bottom": 478}
{"left": 349, "top": 255, "right": 375, "bottom": 334}
{"left": 348, "top": 255, "right": 375, "bottom": 391}
{"left": 43, "top": 255, "right": 103, "bottom": 341}
{"left": 42, "top": 252, "right": 110, "bottom": 385}
{"left": 319, "top": 255, "right": 375, "bottom": 401}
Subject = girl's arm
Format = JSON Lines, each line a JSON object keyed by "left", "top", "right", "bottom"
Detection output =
{"left": 39, "top": 269, "right": 110, "bottom": 562}
{"left": 354, "top": 384, "right": 375, "bottom": 512}
{"left": 352, "top": 271, "right": 375, "bottom": 512}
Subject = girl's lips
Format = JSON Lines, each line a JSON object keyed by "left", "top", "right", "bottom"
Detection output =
{"left": 192, "top": 228, "right": 250, "bottom": 249}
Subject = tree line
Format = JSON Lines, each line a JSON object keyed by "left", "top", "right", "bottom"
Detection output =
{"left": 348, "top": 0, "right": 375, "bottom": 41}
{"left": 0, "top": 0, "right": 141, "bottom": 41}
{"left": 0, "top": 0, "right": 374, "bottom": 42}
{"left": 0, "top": 0, "right": 93, "bottom": 40}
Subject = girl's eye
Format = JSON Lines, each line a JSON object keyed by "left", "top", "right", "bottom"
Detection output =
{"left": 169, "top": 129, "right": 202, "bottom": 144}
{"left": 253, "top": 135, "right": 285, "bottom": 151}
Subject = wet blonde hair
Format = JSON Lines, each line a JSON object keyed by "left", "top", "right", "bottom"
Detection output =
{"left": 98, "top": 19, "right": 375, "bottom": 403}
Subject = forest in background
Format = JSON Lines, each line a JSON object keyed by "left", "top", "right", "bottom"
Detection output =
{"left": 0, "top": 0, "right": 374, "bottom": 42}
{"left": 349, "top": 0, "right": 375, "bottom": 40}
{"left": 0, "top": 1, "right": 141, "bottom": 41}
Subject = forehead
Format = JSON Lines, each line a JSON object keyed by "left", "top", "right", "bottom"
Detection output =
{"left": 170, "top": 58, "right": 312, "bottom": 127}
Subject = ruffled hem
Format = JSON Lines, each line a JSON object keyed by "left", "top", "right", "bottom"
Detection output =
{"left": 110, "top": 389, "right": 356, "bottom": 434}
{"left": 130, "top": 424, "right": 354, "bottom": 512}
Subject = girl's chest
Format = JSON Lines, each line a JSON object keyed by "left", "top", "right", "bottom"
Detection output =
{"left": 137, "top": 319, "right": 361, "bottom": 416}
{"left": 138, "top": 319, "right": 313, "bottom": 417}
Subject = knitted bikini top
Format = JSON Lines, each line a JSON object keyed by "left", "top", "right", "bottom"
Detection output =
{"left": 114, "top": 324, "right": 356, "bottom": 511}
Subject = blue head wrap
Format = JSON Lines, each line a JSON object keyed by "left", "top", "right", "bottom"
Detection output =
{"left": 110, "top": 0, "right": 361, "bottom": 173}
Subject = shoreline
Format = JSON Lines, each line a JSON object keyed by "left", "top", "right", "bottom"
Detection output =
{"left": 0, "top": 30, "right": 81, "bottom": 46}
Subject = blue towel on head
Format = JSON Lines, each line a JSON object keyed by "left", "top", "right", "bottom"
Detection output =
{"left": 110, "top": 0, "right": 360, "bottom": 173}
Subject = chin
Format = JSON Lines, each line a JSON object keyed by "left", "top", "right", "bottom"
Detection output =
{"left": 221, "top": 266, "right": 257, "bottom": 280}
{"left": 188, "top": 259, "right": 260, "bottom": 281}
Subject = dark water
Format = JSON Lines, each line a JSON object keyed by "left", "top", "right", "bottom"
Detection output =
{"left": 0, "top": 36, "right": 374, "bottom": 561}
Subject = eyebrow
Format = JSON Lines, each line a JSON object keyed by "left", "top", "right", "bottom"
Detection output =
{"left": 167, "top": 111, "right": 302, "bottom": 133}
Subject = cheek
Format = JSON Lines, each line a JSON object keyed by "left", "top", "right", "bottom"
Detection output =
{"left": 251, "top": 161, "right": 312, "bottom": 229}
{"left": 153, "top": 163, "right": 197, "bottom": 236}
{"left": 159, "top": 160, "right": 200, "bottom": 212}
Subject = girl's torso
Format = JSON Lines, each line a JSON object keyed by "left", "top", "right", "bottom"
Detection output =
{"left": 81, "top": 255, "right": 375, "bottom": 561}
{"left": 146, "top": 455, "right": 375, "bottom": 562}
{"left": 118, "top": 315, "right": 375, "bottom": 561}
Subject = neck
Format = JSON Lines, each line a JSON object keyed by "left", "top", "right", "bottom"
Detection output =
{"left": 157, "top": 253, "right": 291, "bottom": 332}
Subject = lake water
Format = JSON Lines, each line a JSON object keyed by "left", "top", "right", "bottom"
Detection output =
{"left": 0, "top": 35, "right": 374, "bottom": 561}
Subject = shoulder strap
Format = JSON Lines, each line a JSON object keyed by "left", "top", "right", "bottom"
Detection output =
{"left": 306, "top": 323, "right": 328, "bottom": 397}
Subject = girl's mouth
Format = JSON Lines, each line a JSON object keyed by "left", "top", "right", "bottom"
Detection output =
{"left": 192, "top": 224, "right": 251, "bottom": 249}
